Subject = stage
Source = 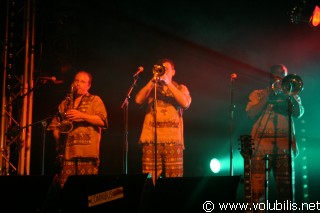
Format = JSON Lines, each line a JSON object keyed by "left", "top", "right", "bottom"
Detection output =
{"left": 0, "top": 174, "right": 241, "bottom": 213}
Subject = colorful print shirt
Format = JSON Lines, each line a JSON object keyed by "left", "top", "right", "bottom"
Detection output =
{"left": 138, "top": 81, "right": 191, "bottom": 149}
{"left": 49, "top": 93, "right": 108, "bottom": 160}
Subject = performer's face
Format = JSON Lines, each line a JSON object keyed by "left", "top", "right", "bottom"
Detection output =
{"left": 73, "top": 72, "right": 91, "bottom": 96}
{"left": 162, "top": 61, "right": 175, "bottom": 80}
{"left": 271, "top": 66, "right": 287, "bottom": 81}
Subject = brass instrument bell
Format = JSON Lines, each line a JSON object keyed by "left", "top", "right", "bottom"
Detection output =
{"left": 152, "top": 64, "right": 166, "bottom": 77}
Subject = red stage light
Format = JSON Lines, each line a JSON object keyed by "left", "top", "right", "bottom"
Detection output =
{"left": 310, "top": 5, "right": 320, "bottom": 27}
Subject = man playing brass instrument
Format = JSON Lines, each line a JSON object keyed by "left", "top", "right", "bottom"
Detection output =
{"left": 246, "top": 64, "right": 304, "bottom": 211}
{"left": 48, "top": 71, "right": 108, "bottom": 187}
{"left": 135, "top": 58, "right": 192, "bottom": 185}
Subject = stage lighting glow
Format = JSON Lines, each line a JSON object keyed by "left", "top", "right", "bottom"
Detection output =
{"left": 210, "top": 158, "right": 221, "bottom": 173}
{"left": 311, "top": 5, "right": 320, "bottom": 27}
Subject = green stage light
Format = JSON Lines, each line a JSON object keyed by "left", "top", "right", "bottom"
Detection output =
{"left": 210, "top": 158, "right": 221, "bottom": 174}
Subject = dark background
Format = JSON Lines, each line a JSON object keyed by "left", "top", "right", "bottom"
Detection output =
{"left": 1, "top": 0, "right": 320, "bottom": 204}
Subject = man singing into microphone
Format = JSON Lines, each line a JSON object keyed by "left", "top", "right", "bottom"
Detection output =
{"left": 135, "top": 58, "right": 192, "bottom": 184}
{"left": 48, "top": 70, "right": 108, "bottom": 187}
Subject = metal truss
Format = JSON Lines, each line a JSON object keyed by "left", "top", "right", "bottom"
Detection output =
{"left": 1, "top": 0, "right": 35, "bottom": 175}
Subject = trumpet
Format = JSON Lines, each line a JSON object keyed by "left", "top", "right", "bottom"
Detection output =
{"left": 271, "top": 74, "right": 303, "bottom": 96}
{"left": 57, "top": 83, "right": 74, "bottom": 133}
{"left": 152, "top": 64, "right": 166, "bottom": 77}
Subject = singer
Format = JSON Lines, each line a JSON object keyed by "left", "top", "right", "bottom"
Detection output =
{"left": 47, "top": 70, "right": 108, "bottom": 187}
{"left": 135, "top": 58, "right": 192, "bottom": 184}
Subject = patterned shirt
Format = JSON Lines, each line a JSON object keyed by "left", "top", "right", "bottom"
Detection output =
{"left": 246, "top": 88, "right": 304, "bottom": 156}
{"left": 49, "top": 93, "right": 108, "bottom": 160}
{"left": 139, "top": 81, "right": 191, "bottom": 149}
{"left": 246, "top": 88, "right": 303, "bottom": 139}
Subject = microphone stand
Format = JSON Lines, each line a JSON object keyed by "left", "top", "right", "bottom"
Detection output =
{"left": 153, "top": 77, "right": 159, "bottom": 185}
{"left": 121, "top": 75, "right": 140, "bottom": 175}
{"left": 6, "top": 114, "right": 58, "bottom": 175}
{"left": 229, "top": 74, "right": 236, "bottom": 176}
{"left": 287, "top": 86, "right": 294, "bottom": 204}
{"left": 41, "top": 120, "right": 47, "bottom": 175}
{"left": 6, "top": 80, "right": 48, "bottom": 107}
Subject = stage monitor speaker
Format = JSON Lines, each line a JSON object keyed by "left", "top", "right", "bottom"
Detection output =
{"left": 60, "top": 173, "right": 153, "bottom": 213}
{"left": 151, "top": 175, "right": 241, "bottom": 213}
{"left": 0, "top": 175, "right": 59, "bottom": 212}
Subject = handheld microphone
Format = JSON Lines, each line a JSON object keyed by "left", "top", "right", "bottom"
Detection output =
{"left": 133, "top": 66, "right": 144, "bottom": 77}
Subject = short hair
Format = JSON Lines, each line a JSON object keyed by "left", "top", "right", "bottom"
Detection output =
{"left": 270, "top": 64, "right": 288, "bottom": 78}
{"left": 76, "top": 70, "right": 93, "bottom": 85}
{"left": 156, "top": 58, "right": 175, "bottom": 69}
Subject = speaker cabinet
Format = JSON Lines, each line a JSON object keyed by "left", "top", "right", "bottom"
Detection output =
{"left": 0, "top": 175, "right": 59, "bottom": 212}
{"left": 60, "top": 173, "right": 153, "bottom": 213}
{"left": 150, "top": 175, "right": 241, "bottom": 213}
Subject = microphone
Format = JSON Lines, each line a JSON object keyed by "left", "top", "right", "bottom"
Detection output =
{"left": 133, "top": 66, "right": 144, "bottom": 77}
{"left": 230, "top": 73, "right": 237, "bottom": 80}
{"left": 38, "top": 76, "right": 63, "bottom": 84}
{"left": 39, "top": 76, "right": 57, "bottom": 81}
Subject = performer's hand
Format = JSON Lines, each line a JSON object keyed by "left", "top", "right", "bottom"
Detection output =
{"left": 159, "top": 74, "right": 171, "bottom": 85}
{"left": 65, "top": 109, "right": 83, "bottom": 121}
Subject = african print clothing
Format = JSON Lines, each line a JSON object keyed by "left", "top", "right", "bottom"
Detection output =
{"left": 246, "top": 88, "right": 303, "bottom": 210}
{"left": 59, "top": 158, "right": 99, "bottom": 187}
{"left": 142, "top": 144, "right": 184, "bottom": 179}
{"left": 48, "top": 93, "right": 107, "bottom": 186}
{"left": 139, "top": 81, "right": 191, "bottom": 182}
{"left": 139, "top": 82, "right": 189, "bottom": 147}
